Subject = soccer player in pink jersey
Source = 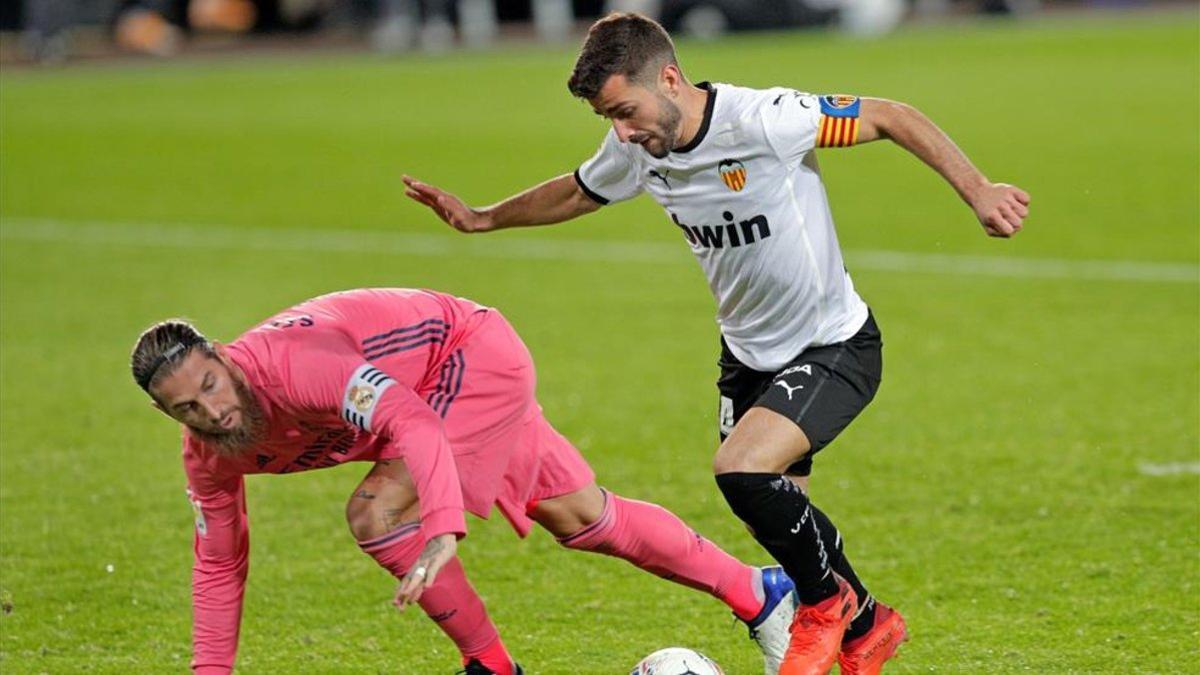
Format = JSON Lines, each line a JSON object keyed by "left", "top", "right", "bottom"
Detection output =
{"left": 132, "top": 288, "right": 800, "bottom": 675}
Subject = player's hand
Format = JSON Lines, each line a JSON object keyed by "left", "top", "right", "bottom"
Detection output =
{"left": 402, "top": 175, "right": 493, "bottom": 233}
{"left": 394, "top": 533, "right": 457, "bottom": 610}
{"left": 970, "top": 183, "right": 1030, "bottom": 238}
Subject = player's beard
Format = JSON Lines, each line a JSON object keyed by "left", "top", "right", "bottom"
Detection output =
{"left": 189, "top": 377, "right": 267, "bottom": 457}
{"left": 643, "top": 93, "right": 683, "bottom": 159}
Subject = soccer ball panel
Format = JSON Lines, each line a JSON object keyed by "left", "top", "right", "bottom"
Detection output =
{"left": 630, "top": 647, "right": 725, "bottom": 675}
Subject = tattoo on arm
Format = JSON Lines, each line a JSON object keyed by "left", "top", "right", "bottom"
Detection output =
{"left": 354, "top": 489, "right": 376, "bottom": 500}
{"left": 412, "top": 537, "right": 447, "bottom": 571}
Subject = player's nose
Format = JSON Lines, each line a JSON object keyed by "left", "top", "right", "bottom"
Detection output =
{"left": 200, "top": 398, "right": 223, "bottom": 423}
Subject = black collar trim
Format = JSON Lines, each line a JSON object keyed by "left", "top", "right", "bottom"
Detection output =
{"left": 672, "top": 82, "right": 716, "bottom": 155}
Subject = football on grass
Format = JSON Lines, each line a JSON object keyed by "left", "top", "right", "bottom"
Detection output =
{"left": 630, "top": 647, "right": 724, "bottom": 675}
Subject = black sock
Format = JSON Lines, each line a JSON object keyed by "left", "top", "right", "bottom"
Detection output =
{"left": 715, "top": 472, "right": 839, "bottom": 605}
{"left": 809, "top": 505, "right": 877, "bottom": 641}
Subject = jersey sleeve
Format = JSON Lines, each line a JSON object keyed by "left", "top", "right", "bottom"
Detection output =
{"left": 574, "top": 129, "right": 644, "bottom": 205}
{"left": 183, "top": 442, "right": 250, "bottom": 675}
{"left": 281, "top": 336, "right": 467, "bottom": 541}
{"left": 761, "top": 90, "right": 863, "bottom": 163}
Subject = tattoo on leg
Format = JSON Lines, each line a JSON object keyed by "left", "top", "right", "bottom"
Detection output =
{"left": 382, "top": 508, "right": 417, "bottom": 531}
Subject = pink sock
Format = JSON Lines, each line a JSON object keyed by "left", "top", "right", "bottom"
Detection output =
{"left": 557, "top": 490, "right": 763, "bottom": 621}
{"left": 359, "top": 526, "right": 515, "bottom": 674}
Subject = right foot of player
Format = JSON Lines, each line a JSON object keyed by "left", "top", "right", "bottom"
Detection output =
{"left": 779, "top": 576, "right": 857, "bottom": 675}
{"left": 838, "top": 603, "right": 908, "bottom": 675}
{"left": 458, "top": 659, "right": 524, "bottom": 675}
{"left": 743, "top": 565, "right": 799, "bottom": 675}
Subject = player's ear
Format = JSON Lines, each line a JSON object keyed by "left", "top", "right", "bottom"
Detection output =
{"left": 660, "top": 63, "right": 682, "bottom": 94}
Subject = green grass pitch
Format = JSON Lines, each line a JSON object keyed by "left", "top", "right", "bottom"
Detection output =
{"left": 1, "top": 11, "right": 1197, "bottom": 673}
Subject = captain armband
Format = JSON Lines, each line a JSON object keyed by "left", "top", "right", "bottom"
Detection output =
{"left": 341, "top": 364, "right": 397, "bottom": 433}
{"left": 817, "top": 95, "right": 861, "bottom": 148}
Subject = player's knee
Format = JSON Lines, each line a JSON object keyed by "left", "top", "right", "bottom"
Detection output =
{"left": 712, "top": 445, "right": 739, "bottom": 475}
{"left": 345, "top": 492, "right": 419, "bottom": 542}
{"left": 712, "top": 441, "right": 771, "bottom": 475}
{"left": 534, "top": 485, "right": 606, "bottom": 540}
{"left": 345, "top": 497, "right": 378, "bottom": 541}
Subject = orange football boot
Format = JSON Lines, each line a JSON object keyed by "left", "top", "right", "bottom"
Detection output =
{"left": 838, "top": 603, "right": 909, "bottom": 675}
{"left": 779, "top": 576, "right": 857, "bottom": 675}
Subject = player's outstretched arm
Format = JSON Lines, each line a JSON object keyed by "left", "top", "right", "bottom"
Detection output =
{"left": 186, "top": 473, "right": 251, "bottom": 675}
{"left": 856, "top": 98, "right": 1030, "bottom": 238}
{"left": 402, "top": 173, "right": 601, "bottom": 233}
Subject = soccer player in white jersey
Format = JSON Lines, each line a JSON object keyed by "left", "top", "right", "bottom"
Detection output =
{"left": 403, "top": 12, "right": 1029, "bottom": 675}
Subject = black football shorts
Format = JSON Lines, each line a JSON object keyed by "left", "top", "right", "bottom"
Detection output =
{"left": 716, "top": 311, "right": 883, "bottom": 476}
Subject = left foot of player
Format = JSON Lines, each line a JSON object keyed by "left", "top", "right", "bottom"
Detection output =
{"left": 779, "top": 576, "right": 857, "bottom": 675}
{"left": 458, "top": 659, "right": 524, "bottom": 675}
{"left": 838, "top": 603, "right": 908, "bottom": 675}
{"left": 741, "top": 566, "right": 799, "bottom": 675}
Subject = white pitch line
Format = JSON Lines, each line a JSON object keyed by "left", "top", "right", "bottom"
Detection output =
{"left": 1137, "top": 462, "right": 1200, "bottom": 476}
{"left": 1, "top": 217, "right": 1197, "bottom": 284}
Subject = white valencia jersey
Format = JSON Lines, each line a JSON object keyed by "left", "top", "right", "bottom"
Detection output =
{"left": 574, "top": 82, "right": 869, "bottom": 372}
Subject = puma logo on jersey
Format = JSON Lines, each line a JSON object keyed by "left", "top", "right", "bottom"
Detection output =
{"left": 773, "top": 91, "right": 813, "bottom": 108}
{"left": 648, "top": 169, "right": 672, "bottom": 189}
{"left": 774, "top": 380, "right": 804, "bottom": 400}
{"left": 671, "top": 210, "right": 771, "bottom": 249}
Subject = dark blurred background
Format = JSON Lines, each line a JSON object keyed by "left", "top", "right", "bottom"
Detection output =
{"left": 0, "top": 0, "right": 1120, "bottom": 64}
